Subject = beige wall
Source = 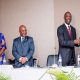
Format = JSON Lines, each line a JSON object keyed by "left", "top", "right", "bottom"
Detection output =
{"left": 54, "top": 0, "right": 80, "bottom": 54}
{"left": 0, "top": 0, "right": 54, "bottom": 67}
{"left": 0, "top": 2, "right": 1, "bottom": 20}
{"left": 0, "top": 0, "right": 80, "bottom": 66}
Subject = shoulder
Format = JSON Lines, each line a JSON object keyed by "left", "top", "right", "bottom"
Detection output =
{"left": 26, "top": 36, "right": 34, "bottom": 42}
{"left": 0, "top": 33, "right": 2, "bottom": 35}
{"left": 13, "top": 37, "right": 20, "bottom": 42}
{"left": 26, "top": 36, "right": 33, "bottom": 40}
{"left": 0, "top": 33, "right": 4, "bottom": 37}
{"left": 57, "top": 24, "right": 65, "bottom": 31}
{"left": 71, "top": 25, "right": 76, "bottom": 30}
{"left": 58, "top": 24, "right": 65, "bottom": 29}
{"left": 0, "top": 33, "right": 2, "bottom": 37}
{"left": 0, "top": 33, "right": 5, "bottom": 40}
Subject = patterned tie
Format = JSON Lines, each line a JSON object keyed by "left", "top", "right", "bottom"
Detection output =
{"left": 68, "top": 26, "right": 72, "bottom": 38}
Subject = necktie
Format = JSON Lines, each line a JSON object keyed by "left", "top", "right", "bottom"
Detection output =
{"left": 68, "top": 26, "right": 72, "bottom": 38}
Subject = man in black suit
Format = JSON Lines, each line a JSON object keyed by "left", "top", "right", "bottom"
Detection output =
{"left": 57, "top": 11, "right": 80, "bottom": 66}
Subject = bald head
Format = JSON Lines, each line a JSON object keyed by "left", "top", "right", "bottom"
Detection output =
{"left": 19, "top": 25, "right": 27, "bottom": 37}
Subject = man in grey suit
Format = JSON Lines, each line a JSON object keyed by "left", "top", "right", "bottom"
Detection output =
{"left": 12, "top": 25, "right": 35, "bottom": 68}
{"left": 57, "top": 11, "right": 80, "bottom": 66}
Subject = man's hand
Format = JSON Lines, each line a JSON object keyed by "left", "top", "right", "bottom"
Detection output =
{"left": 74, "top": 39, "right": 80, "bottom": 45}
{"left": 20, "top": 57, "right": 28, "bottom": 64}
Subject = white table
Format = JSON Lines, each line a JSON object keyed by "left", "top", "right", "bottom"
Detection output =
{"left": 0, "top": 65, "right": 80, "bottom": 80}
{"left": 0, "top": 65, "right": 55, "bottom": 80}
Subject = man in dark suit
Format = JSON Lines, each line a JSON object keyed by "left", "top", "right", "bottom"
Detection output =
{"left": 12, "top": 25, "right": 35, "bottom": 68}
{"left": 57, "top": 11, "right": 80, "bottom": 66}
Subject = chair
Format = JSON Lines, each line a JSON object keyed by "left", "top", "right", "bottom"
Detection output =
{"left": 8, "top": 59, "right": 15, "bottom": 65}
{"left": 8, "top": 58, "right": 36, "bottom": 66}
{"left": 33, "top": 58, "right": 40, "bottom": 67}
{"left": 46, "top": 55, "right": 58, "bottom": 66}
{"left": 33, "top": 58, "right": 37, "bottom": 66}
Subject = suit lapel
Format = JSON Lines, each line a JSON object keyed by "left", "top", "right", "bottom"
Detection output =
{"left": 23, "top": 36, "right": 28, "bottom": 43}
{"left": 70, "top": 26, "right": 74, "bottom": 40}
{"left": 16, "top": 37, "right": 23, "bottom": 53}
{"left": 21, "top": 36, "right": 28, "bottom": 50}
{"left": 18, "top": 37, "right": 21, "bottom": 43}
{"left": 17, "top": 37, "right": 23, "bottom": 48}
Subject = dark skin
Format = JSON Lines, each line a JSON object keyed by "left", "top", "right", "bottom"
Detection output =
{"left": 64, "top": 12, "right": 80, "bottom": 45}
{"left": 0, "top": 39, "right": 6, "bottom": 56}
{"left": 64, "top": 12, "right": 72, "bottom": 25}
{"left": 0, "top": 48, "right": 5, "bottom": 56}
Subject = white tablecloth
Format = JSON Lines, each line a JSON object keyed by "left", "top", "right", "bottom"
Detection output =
{"left": 0, "top": 65, "right": 80, "bottom": 80}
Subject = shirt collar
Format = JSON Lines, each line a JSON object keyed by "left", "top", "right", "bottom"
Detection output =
{"left": 21, "top": 36, "right": 25, "bottom": 39}
{"left": 21, "top": 36, "right": 25, "bottom": 42}
{"left": 65, "top": 23, "right": 71, "bottom": 29}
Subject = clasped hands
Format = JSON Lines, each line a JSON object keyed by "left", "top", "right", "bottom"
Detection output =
{"left": 20, "top": 57, "right": 28, "bottom": 64}
{"left": 74, "top": 38, "right": 80, "bottom": 45}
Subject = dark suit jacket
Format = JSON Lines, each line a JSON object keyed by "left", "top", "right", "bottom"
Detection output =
{"left": 12, "top": 36, "right": 35, "bottom": 68}
{"left": 57, "top": 24, "right": 76, "bottom": 66}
